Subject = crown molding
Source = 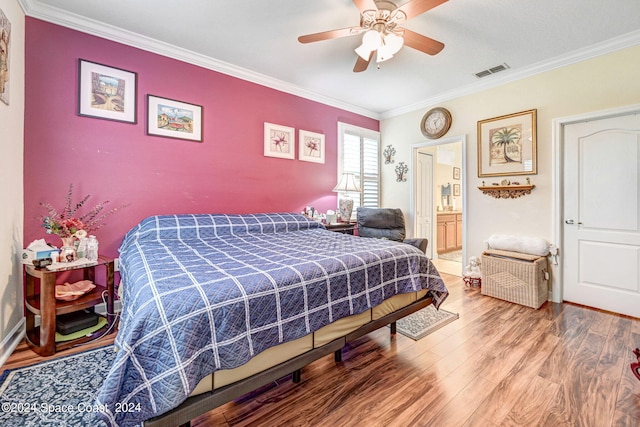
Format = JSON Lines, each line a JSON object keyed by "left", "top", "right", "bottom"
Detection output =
{"left": 18, "top": 0, "right": 381, "bottom": 120}
{"left": 381, "top": 29, "right": 640, "bottom": 119}
{"left": 19, "top": 1, "right": 640, "bottom": 122}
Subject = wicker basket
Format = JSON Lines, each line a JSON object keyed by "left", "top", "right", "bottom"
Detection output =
{"left": 481, "top": 249, "right": 549, "bottom": 309}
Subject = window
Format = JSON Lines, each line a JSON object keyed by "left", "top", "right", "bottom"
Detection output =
{"left": 337, "top": 122, "right": 380, "bottom": 217}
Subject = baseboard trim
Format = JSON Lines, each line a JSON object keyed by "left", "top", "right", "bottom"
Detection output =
{"left": 0, "top": 318, "right": 26, "bottom": 367}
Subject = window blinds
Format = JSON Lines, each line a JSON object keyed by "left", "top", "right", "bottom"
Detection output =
{"left": 341, "top": 126, "right": 380, "bottom": 215}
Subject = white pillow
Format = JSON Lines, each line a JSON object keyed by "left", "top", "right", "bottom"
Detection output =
{"left": 486, "top": 234, "right": 550, "bottom": 256}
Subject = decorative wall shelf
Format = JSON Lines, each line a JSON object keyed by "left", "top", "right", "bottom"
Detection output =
{"left": 478, "top": 184, "right": 535, "bottom": 199}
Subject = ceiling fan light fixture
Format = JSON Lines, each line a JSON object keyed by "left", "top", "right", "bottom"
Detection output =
{"left": 356, "top": 28, "right": 384, "bottom": 61}
{"left": 384, "top": 32, "right": 404, "bottom": 54}
{"left": 297, "top": 0, "right": 447, "bottom": 73}
{"left": 376, "top": 45, "right": 394, "bottom": 63}
{"left": 361, "top": 29, "right": 382, "bottom": 49}
{"left": 355, "top": 44, "right": 374, "bottom": 60}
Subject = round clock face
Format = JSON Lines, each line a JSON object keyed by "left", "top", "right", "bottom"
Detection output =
{"left": 421, "top": 107, "right": 452, "bottom": 139}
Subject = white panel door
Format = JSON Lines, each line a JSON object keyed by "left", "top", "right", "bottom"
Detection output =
{"left": 563, "top": 113, "right": 640, "bottom": 317}
{"left": 416, "top": 152, "right": 434, "bottom": 258}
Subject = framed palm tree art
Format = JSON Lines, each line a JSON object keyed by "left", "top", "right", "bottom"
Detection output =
{"left": 477, "top": 109, "right": 537, "bottom": 177}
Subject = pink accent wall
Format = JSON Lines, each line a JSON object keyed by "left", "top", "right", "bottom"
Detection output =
{"left": 24, "top": 18, "right": 378, "bottom": 257}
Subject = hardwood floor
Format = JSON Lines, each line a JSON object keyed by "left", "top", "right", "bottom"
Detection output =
{"left": 2, "top": 328, "right": 116, "bottom": 372}
{"left": 431, "top": 258, "right": 463, "bottom": 277}
{"left": 191, "top": 274, "right": 640, "bottom": 427}
{"left": 3, "top": 273, "right": 639, "bottom": 426}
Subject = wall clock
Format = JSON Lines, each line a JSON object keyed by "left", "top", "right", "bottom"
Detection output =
{"left": 420, "top": 107, "right": 452, "bottom": 139}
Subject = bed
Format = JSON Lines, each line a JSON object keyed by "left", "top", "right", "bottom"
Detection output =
{"left": 96, "top": 213, "right": 448, "bottom": 426}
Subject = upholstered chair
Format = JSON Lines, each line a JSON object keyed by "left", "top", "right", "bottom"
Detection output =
{"left": 356, "top": 207, "right": 428, "bottom": 254}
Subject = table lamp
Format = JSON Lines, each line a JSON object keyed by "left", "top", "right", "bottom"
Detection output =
{"left": 332, "top": 173, "right": 361, "bottom": 222}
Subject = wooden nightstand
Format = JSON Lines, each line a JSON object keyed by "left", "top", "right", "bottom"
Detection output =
{"left": 24, "top": 256, "right": 116, "bottom": 356}
{"left": 325, "top": 222, "right": 357, "bottom": 235}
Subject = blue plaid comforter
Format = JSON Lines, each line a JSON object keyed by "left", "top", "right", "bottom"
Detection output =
{"left": 97, "top": 213, "right": 448, "bottom": 426}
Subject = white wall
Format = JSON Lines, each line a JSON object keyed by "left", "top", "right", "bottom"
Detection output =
{"left": 381, "top": 45, "right": 640, "bottom": 290}
{"left": 0, "top": 0, "right": 24, "bottom": 361}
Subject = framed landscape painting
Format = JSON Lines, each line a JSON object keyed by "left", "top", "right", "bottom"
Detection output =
{"left": 78, "top": 59, "right": 137, "bottom": 123}
{"left": 147, "top": 95, "right": 203, "bottom": 142}
{"left": 477, "top": 109, "right": 537, "bottom": 177}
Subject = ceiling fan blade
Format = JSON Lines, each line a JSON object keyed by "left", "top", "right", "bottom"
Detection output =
{"left": 395, "top": 0, "right": 448, "bottom": 20}
{"left": 298, "top": 27, "right": 364, "bottom": 44}
{"left": 353, "top": 52, "right": 373, "bottom": 72}
{"left": 401, "top": 28, "right": 444, "bottom": 55}
{"left": 352, "top": 0, "right": 378, "bottom": 13}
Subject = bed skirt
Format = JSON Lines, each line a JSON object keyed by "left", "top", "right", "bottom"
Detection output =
{"left": 143, "top": 292, "right": 434, "bottom": 427}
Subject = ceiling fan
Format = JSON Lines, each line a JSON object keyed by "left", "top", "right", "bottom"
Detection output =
{"left": 298, "top": 0, "right": 447, "bottom": 72}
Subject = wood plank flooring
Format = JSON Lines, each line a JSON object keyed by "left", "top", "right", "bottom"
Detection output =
{"left": 3, "top": 273, "right": 639, "bottom": 426}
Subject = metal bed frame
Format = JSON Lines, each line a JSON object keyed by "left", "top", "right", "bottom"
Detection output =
{"left": 144, "top": 294, "right": 434, "bottom": 427}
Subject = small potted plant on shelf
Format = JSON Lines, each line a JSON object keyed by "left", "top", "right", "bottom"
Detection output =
{"left": 38, "top": 184, "right": 127, "bottom": 263}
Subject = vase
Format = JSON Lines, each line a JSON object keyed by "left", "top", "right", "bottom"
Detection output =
{"left": 59, "top": 236, "right": 77, "bottom": 263}
{"left": 338, "top": 197, "right": 354, "bottom": 222}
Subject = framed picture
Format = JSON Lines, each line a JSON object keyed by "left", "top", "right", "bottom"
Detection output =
{"left": 453, "top": 184, "right": 460, "bottom": 196}
{"left": 299, "top": 130, "right": 325, "bottom": 163}
{"left": 477, "top": 109, "right": 537, "bottom": 177}
{"left": 0, "top": 8, "right": 11, "bottom": 106}
{"left": 78, "top": 59, "right": 137, "bottom": 123}
{"left": 147, "top": 95, "right": 203, "bottom": 142}
{"left": 453, "top": 167, "right": 460, "bottom": 180}
{"left": 264, "top": 122, "right": 295, "bottom": 159}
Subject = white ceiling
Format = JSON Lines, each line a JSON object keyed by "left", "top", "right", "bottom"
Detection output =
{"left": 20, "top": 0, "right": 640, "bottom": 119}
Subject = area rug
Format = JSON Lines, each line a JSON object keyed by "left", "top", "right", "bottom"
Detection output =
{"left": 438, "top": 249, "right": 463, "bottom": 263}
{"left": 395, "top": 305, "right": 459, "bottom": 340}
{"left": 0, "top": 345, "right": 116, "bottom": 427}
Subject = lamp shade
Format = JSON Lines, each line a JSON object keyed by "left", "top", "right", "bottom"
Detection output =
{"left": 355, "top": 44, "right": 374, "bottom": 60}
{"left": 332, "top": 173, "right": 361, "bottom": 193}
{"left": 355, "top": 29, "right": 383, "bottom": 60}
{"left": 376, "top": 44, "right": 394, "bottom": 63}
{"left": 362, "top": 30, "right": 382, "bottom": 49}
{"left": 384, "top": 32, "right": 404, "bottom": 54}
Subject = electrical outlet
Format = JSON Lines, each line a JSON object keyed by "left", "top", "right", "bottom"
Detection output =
{"left": 114, "top": 257, "right": 120, "bottom": 272}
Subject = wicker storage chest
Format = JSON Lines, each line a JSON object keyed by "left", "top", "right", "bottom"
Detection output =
{"left": 481, "top": 249, "right": 549, "bottom": 309}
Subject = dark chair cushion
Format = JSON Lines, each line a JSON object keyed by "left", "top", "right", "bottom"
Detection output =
{"left": 404, "top": 238, "right": 428, "bottom": 254}
{"left": 357, "top": 207, "right": 406, "bottom": 241}
{"left": 357, "top": 207, "right": 429, "bottom": 254}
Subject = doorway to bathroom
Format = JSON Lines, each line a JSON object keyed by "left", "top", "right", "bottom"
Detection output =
{"left": 411, "top": 135, "right": 467, "bottom": 276}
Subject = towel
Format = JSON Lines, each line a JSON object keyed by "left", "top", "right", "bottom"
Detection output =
{"left": 55, "top": 280, "right": 96, "bottom": 301}
{"left": 486, "top": 234, "right": 550, "bottom": 256}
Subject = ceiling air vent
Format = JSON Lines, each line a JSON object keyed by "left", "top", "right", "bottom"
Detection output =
{"left": 474, "top": 63, "right": 510, "bottom": 78}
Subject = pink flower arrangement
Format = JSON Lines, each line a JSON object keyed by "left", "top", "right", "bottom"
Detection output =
{"left": 39, "top": 184, "right": 127, "bottom": 238}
